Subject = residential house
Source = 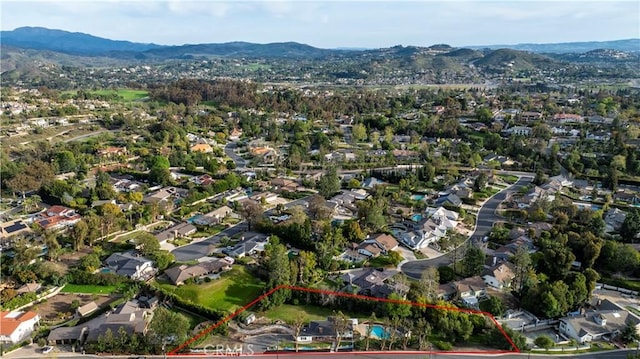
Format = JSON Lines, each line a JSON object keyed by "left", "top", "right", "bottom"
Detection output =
{"left": 34, "top": 205, "right": 81, "bottom": 230}
{"left": 504, "top": 126, "right": 532, "bottom": 137}
{"left": 194, "top": 206, "right": 234, "bottom": 226}
{"left": 438, "top": 276, "right": 486, "bottom": 308}
{"left": 271, "top": 178, "right": 300, "bottom": 193}
{"left": 229, "top": 128, "right": 243, "bottom": 141}
{"left": 296, "top": 317, "right": 356, "bottom": 343}
{"left": 164, "top": 257, "right": 234, "bottom": 285}
{"left": 47, "top": 326, "right": 87, "bottom": 346}
{"left": 559, "top": 300, "right": 640, "bottom": 344}
{"left": 154, "top": 222, "right": 197, "bottom": 243}
{"left": 193, "top": 174, "right": 215, "bottom": 186}
{"left": 434, "top": 193, "right": 462, "bottom": 207}
{"left": 520, "top": 111, "right": 543, "bottom": 122}
{"left": 104, "top": 251, "right": 156, "bottom": 281}
{"left": 586, "top": 131, "right": 611, "bottom": 142}
{"left": 614, "top": 191, "right": 640, "bottom": 205}
{"left": 0, "top": 219, "right": 32, "bottom": 241}
{"left": 222, "top": 234, "right": 269, "bottom": 258}
{"left": 340, "top": 268, "right": 407, "bottom": 298}
{"left": 77, "top": 302, "right": 99, "bottom": 317}
{"left": 0, "top": 311, "right": 40, "bottom": 345}
{"left": 604, "top": 208, "right": 627, "bottom": 233}
{"left": 97, "top": 146, "right": 128, "bottom": 158}
{"left": 553, "top": 113, "right": 584, "bottom": 124}
{"left": 362, "top": 177, "right": 385, "bottom": 189}
{"left": 483, "top": 262, "right": 516, "bottom": 289}
{"left": 142, "top": 187, "right": 186, "bottom": 205}
{"left": 85, "top": 300, "right": 150, "bottom": 343}
{"left": 190, "top": 143, "right": 214, "bottom": 153}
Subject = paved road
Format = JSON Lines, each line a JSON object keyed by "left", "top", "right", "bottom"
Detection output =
{"left": 225, "top": 142, "right": 247, "bottom": 169}
{"left": 400, "top": 176, "right": 533, "bottom": 279}
{"left": 6, "top": 348, "right": 638, "bottom": 359}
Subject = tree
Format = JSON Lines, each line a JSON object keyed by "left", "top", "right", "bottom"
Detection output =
{"left": 357, "top": 198, "right": 387, "bottom": 232}
{"left": 438, "top": 265, "right": 455, "bottom": 283}
{"left": 98, "top": 203, "right": 123, "bottom": 238}
{"left": 262, "top": 237, "right": 291, "bottom": 307}
{"left": 534, "top": 335, "right": 554, "bottom": 349}
{"left": 317, "top": 167, "right": 341, "bottom": 199}
{"left": 240, "top": 200, "right": 263, "bottom": 231}
{"left": 153, "top": 251, "right": 174, "bottom": 271}
{"left": 70, "top": 299, "right": 81, "bottom": 310}
{"left": 621, "top": 209, "right": 640, "bottom": 242}
{"left": 473, "top": 172, "right": 488, "bottom": 192}
{"left": 385, "top": 292, "right": 412, "bottom": 319}
{"left": 620, "top": 320, "right": 640, "bottom": 344}
{"left": 147, "top": 307, "right": 190, "bottom": 350}
{"left": 511, "top": 246, "right": 532, "bottom": 295}
{"left": 44, "top": 231, "right": 62, "bottom": 261}
{"left": 342, "top": 220, "right": 365, "bottom": 243}
{"left": 22, "top": 194, "right": 41, "bottom": 214}
{"left": 419, "top": 267, "right": 440, "bottom": 301}
{"left": 55, "top": 150, "right": 77, "bottom": 173}
{"left": 292, "top": 315, "right": 305, "bottom": 352}
{"left": 332, "top": 311, "right": 350, "bottom": 351}
{"left": 351, "top": 123, "right": 367, "bottom": 143}
{"left": 71, "top": 219, "right": 89, "bottom": 250}
{"left": 307, "top": 194, "right": 332, "bottom": 221}
{"left": 462, "top": 246, "right": 485, "bottom": 277}
{"left": 137, "top": 234, "right": 161, "bottom": 256}
{"left": 479, "top": 296, "right": 505, "bottom": 317}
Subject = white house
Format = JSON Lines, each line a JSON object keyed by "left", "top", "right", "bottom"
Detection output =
{"left": 559, "top": 307, "right": 640, "bottom": 343}
{"left": 483, "top": 262, "right": 515, "bottom": 289}
{"left": 0, "top": 311, "right": 40, "bottom": 345}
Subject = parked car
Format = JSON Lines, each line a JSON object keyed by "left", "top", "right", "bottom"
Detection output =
{"left": 42, "top": 346, "right": 54, "bottom": 354}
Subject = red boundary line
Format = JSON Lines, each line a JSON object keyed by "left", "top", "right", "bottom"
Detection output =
{"left": 168, "top": 285, "right": 519, "bottom": 356}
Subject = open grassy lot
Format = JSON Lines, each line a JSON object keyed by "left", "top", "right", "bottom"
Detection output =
{"left": 89, "top": 89, "right": 149, "bottom": 101}
{"left": 155, "top": 266, "right": 264, "bottom": 312}
{"left": 61, "top": 283, "right": 121, "bottom": 294}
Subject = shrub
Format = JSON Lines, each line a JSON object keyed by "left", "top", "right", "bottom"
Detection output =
{"left": 433, "top": 340, "right": 453, "bottom": 350}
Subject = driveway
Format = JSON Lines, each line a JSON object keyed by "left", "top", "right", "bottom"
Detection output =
{"left": 224, "top": 142, "right": 247, "bottom": 169}
{"left": 400, "top": 176, "right": 533, "bottom": 279}
{"left": 171, "top": 222, "right": 247, "bottom": 262}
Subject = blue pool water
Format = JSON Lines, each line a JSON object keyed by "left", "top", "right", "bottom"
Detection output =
{"left": 412, "top": 214, "right": 423, "bottom": 222}
{"left": 370, "top": 325, "right": 390, "bottom": 339}
{"left": 101, "top": 268, "right": 112, "bottom": 273}
{"left": 411, "top": 194, "right": 425, "bottom": 201}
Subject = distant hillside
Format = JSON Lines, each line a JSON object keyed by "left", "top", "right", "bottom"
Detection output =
{"left": 438, "top": 48, "right": 484, "bottom": 61}
{"left": 140, "top": 41, "right": 338, "bottom": 59}
{"left": 0, "top": 27, "right": 165, "bottom": 55}
{"left": 473, "top": 49, "right": 559, "bottom": 70}
{"left": 469, "top": 39, "right": 640, "bottom": 53}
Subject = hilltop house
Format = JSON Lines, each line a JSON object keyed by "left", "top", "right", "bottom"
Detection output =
{"left": 296, "top": 317, "right": 356, "bottom": 343}
{"left": 0, "top": 310, "right": 40, "bottom": 345}
{"left": 154, "top": 222, "right": 197, "bottom": 243}
{"left": 164, "top": 257, "right": 233, "bottom": 285}
{"left": 439, "top": 276, "right": 487, "bottom": 308}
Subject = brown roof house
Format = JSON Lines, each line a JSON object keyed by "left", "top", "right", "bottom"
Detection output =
{"left": 483, "top": 262, "right": 515, "bottom": 290}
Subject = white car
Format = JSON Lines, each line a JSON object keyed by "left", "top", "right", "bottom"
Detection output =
{"left": 42, "top": 346, "right": 54, "bottom": 354}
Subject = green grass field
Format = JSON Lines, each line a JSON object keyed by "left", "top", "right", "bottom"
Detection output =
{"left": 156, "top": 266, "right": 264, "bottom": 312}
{"left": 61, "top": 283, "right": 119, "bottom": 294}
{"left": 261, "top": 304, "right": 358, "bottom": 324}
{"left": 90, "top": 89, "right": 149, "bottom": 101}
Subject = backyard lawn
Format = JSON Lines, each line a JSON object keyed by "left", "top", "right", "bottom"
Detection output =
{"left": 61, "top": 283, "right": 120, "bottom": 294}
{"left": 155, "top": 266, "right": 264, "bottom": 312}
{"left": 261, "top": 304, "right": 338, "bottom": 323}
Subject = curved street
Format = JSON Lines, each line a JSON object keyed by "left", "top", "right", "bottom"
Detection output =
{"left": 401, "top": 175, "right": 533, "bottom": 279}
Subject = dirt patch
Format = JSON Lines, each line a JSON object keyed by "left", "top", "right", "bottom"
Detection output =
{"left": 29, "top": 293, "right": 117, "bottom": 322}
{"left": 58, "top": 247, "right": 92, "bottom": 268}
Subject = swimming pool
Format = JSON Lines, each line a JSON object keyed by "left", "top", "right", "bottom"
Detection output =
{"left": 411, "top": 194, "right": 425, "bottom": 201}
{"left": 370, "top": 325, "right": 390, "bottom": 339}
{"left": 412, "top": 214, "right": 423, "bottom": 222}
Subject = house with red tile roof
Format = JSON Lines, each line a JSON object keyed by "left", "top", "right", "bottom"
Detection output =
{"left": 0, "top": 310, "right": 40, "bottom": 344}
{"left": 34, "top": 205, "right": 81, "bottom": 230}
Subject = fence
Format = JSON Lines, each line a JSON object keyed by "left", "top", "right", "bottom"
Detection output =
{"left": 597, "top": 283, "right": 639, "bottom": 296}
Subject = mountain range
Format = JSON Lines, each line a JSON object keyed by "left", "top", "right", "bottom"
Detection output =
{"left": 2, "top": 27, "right": 639, "bottom": 59}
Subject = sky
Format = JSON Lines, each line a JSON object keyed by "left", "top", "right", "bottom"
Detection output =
{"left": 1, "top": 0, "right": 639, "bottom": 49}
